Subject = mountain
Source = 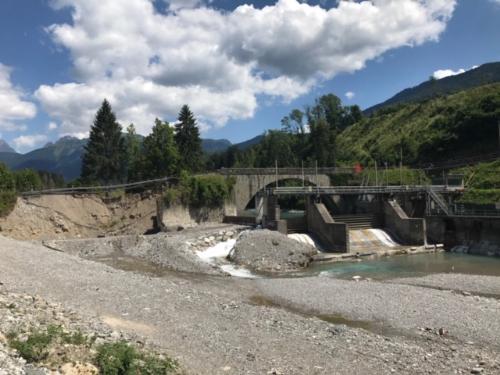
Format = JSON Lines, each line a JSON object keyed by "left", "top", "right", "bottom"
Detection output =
{"left": 0, "top": 134, "right": 260, "bottom": 181}
{"left": 233, "top": 135, "right": 264, "bottom": 150}
{"left": 0, "top": 137, "right": 87, "bottom": 181}
{"left": 338, "top": 83, "right": 500, "bottom": 166}
{"left": 365, "top": 62, "right": 500, "bottom": 115}
{"left": 0, "top": 140, "right": 15, "bottom": 153}
{"left": 201, "top": 138, "right": 232, "bottom": 154}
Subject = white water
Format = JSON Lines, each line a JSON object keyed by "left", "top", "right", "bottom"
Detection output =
{"left": 196, "top": 238, "right": 257, "bottom": 279}
{"left": 369, "top": 229, "right": 398, "bottom": 248}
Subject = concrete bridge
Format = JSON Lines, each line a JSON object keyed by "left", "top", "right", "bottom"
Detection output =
{"left": 218, "top": 168, "right": 350, "bottom": 212}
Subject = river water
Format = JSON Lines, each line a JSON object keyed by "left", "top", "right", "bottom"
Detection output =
{"left": 308, "top": 252, "right": 500, "bottom": 280}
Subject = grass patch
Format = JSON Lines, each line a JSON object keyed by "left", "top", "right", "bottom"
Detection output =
{"left": 96, "top": 341, "right": 177, "bottom": 375}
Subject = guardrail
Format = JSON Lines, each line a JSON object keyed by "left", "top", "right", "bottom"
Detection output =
{"left": 20, "top": 177, "right": 173, "bottom": 196}
{"left": 268, "top": 185, "right": 454, "bottom": 195}
{"left": 218, "top": 167, "right": 354, "bottom": 175}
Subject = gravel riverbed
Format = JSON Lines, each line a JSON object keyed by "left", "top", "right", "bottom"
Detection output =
{"left": 1, "top": 232, "right": 500, "bottom": 374}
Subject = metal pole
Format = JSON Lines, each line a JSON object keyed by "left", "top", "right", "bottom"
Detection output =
{"left": 275, "top": 160, "right": 278, "bottom": 188}
{"left": 385, "top": 162, "right": 388, "bottom": 186}
{"left": 400, "top": 146, "right": 403, "bottom": 186}
{"left": 315, "top": 160, "right": 319, "bottom": 196}
{"left": 302, "top": 160, "right": 305, "bottom": 187}
{"left": 375, "top": 160, "right": 378, "bottom": 186}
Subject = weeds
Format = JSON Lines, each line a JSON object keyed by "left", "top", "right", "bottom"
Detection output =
{"left": 96, "top": 341, "right": 177, "bottom": 375}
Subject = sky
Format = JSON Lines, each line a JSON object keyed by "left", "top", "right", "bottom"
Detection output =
{"left": 0, "top": 0, "right": 499, "bottom": 153}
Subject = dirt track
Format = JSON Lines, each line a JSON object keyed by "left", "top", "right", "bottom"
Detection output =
{"left": 0, "top": 232, "right": 499, "bottom": 374}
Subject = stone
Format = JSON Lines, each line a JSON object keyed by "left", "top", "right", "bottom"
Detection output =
{"left": 352, "top": 276, "right": 362, "bottom": 281}
{"left": 60, "top": 362, "right": 99, "bottom": 375}
{"left": 471, "top": 368, "right": 483, "bottom": 374}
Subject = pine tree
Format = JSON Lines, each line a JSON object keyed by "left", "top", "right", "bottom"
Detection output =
{"left": 175, "top": 105, "right": 203, "bottom": 172}
{"left": 125, "top": 124, "right": 143, "bottom": 182}
{"left": 81, "top": 99, "right": 125, "bottom": 184}
{"left": 143, "top": 119, "right": 179, "bottom": 178}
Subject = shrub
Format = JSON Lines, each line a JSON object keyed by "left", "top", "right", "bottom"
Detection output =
{"left": 0, "top": 191, "right": 17, "bottom": 217}
{"left": 14, "top": 169, "right": 43, "bottom": 192}
{"left": 10, "top": 331, "right": 53, "bottom": 363}
{"left": 163, "top": 173, "right": 234, "bottom": 208}
{"left": 95, "top": 341, "right": 177, "bottom": 375}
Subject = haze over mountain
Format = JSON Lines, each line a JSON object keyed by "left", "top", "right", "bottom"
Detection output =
{"left": 364, "top": 62, "right": 500, "bottom": 115}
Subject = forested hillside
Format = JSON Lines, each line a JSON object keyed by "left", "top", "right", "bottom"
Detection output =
{"left": 338, "top": 83, "right": 500, "bottom": 166}
{"left": 365, "top": 62, "right": 500, "bottom": 114}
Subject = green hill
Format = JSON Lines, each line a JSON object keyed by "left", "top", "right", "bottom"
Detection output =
{"left": 338, "top": 83, "right": 500, "bottom": 166}
{"left": 365, "top": 62, "right": 500, "bottom": 115}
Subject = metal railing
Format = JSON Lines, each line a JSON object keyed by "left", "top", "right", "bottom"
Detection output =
{"left": 218, "top": 167, "right": 353, "bottom": 175}
{"left": 427, "top": 188, "right": 451, "bottom": 216}
{"left": 21, "top": 176, "right": 173, "bottom": 196}
{"left": 268, "top": 185, "right": 451, "bottom": 195}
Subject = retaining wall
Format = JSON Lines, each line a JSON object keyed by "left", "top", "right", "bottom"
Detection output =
{"left": 306, "top": 200, "right": 349, "bottom": 253}
{"left": 426, "top": 216, "right": 500, "bottom": 256}
{"left": 384, "top": 201, "right": 425, "bottom": 245}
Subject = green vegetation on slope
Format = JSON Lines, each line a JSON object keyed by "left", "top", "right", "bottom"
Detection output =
{"left": 455, "top": 160, "right": 500, "bottom": 204}
{"left": 365, "top": 62, "right": 500, "bottom": 114}
{"left": 338, "top": 83, "right": 500, "bottom": 166}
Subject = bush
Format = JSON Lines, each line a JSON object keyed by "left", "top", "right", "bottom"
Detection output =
{"left": 96, "top": 341, "right": 177, "bottom": 375}
{"left": 9, "top": 328, "right": 55, "bottom": 363}
{"left": 0, "top": 163, "right": 15, "bottom": 191}
{"left": 0, "top": 191, "right": 17, "bottom": 217}
{"left": 8, "top": 325, "right": 91, "bottom": 363}
{"left": 14, "top": 169, "right": 43, "bottom": 192}
{"left": 163, "top": 173, "right": 234, "bottom": 208}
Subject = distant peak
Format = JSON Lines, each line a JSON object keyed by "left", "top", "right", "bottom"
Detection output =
{"left": 0, "top": 139, "right": 16, "bottom": 153}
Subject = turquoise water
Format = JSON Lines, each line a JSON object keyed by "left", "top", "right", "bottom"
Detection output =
{"left": 308, "top": 253, "right": 500, "bottom": 280}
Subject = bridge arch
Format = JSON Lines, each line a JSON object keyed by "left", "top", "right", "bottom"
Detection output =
{"left": 227, "top": 172, "right": 330, "bottom": 212}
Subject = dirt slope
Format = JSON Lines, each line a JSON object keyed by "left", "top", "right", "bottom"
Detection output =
{"left": 0, "top": 193, "right": 159, "bottom": 240}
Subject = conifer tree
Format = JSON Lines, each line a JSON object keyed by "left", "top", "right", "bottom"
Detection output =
{"left": 81, "top": 99, "right": 125, "bottom": 184}
{"left": 125, "top": 124, "right": 143, "bottom": 182}
{"left": 143, "top": 119, "right": 179, "bottom": 178}
{"left": 174, "top": 105, "right": 203, "bottom": 172}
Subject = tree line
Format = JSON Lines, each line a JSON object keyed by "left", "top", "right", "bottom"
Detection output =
{"left": 206, "top": 94, "right": 362, "bottom": 170}
{"left": 81, "top": 100, "right": 203, "bottom": 184}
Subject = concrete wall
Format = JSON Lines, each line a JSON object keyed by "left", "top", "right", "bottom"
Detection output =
{"left": 231, "top": 174, "right": 330, "bottom": 212}
{"left": 306, "top": 200, "right": 349, "bottom": 253}
{"left": 384, "top": 201, "right": 425, "bottom": 246}
{"left": 157, "top": 199, "right": 236, "bottom": 232}
{"left": 426, "top": 216, "right": 500, "bottom": 256}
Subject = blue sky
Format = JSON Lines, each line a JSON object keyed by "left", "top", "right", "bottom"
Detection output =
{"left": 0, "top": 0, "right": 499, "bottom": 152}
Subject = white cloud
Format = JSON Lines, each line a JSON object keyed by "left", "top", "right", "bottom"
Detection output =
{"left": 432, "top": 65, "right": 478, "bottom": 80}
{"left": 38, "top": 0, "right": 456, "bottom": 136}
{"left": 0, "top": 63, "right": 37, "bottom": 132}
{"left": 48, "top": 122, "right": 58, "bottom": 131}
{"left": 12, "top": 134, "right": 48, "bottom": 153}
{"left": 345, "top": 91, "right": 355, "bottom": 100}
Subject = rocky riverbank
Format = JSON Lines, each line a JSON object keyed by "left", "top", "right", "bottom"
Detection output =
{"left": 0, "top": 291, "right": 180, "bottom": 374}
{"left": 1, "top": 234, "right": 500, "bottom": 374}
{"left": 229, "top": 230, "right": 317, "bottom": 273}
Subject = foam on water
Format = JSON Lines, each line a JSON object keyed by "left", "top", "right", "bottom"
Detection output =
{"left": 196, "top": 238, "right": 257, "bottom": 279}
{"left": 197, "top": 239, "right": 236, "bottom": 262}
